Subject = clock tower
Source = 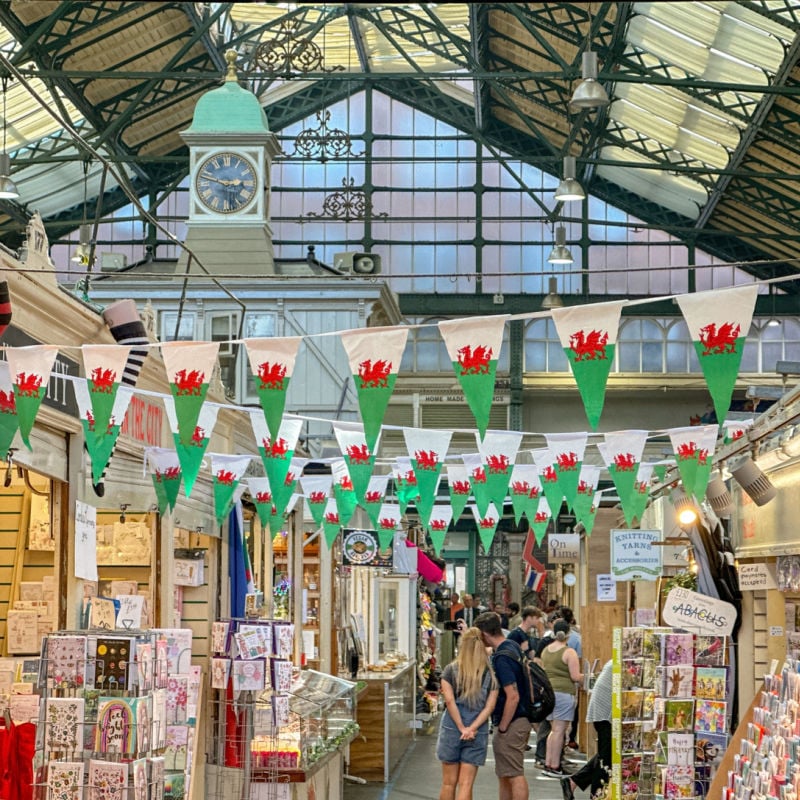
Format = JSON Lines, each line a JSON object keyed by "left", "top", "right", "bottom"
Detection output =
{"left": 179, "top": 50, "right": 280, "bottom": 275}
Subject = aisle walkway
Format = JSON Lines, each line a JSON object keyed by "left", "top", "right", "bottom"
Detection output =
{"left": 344, "top": 725, "right": 586, "bottom": 800}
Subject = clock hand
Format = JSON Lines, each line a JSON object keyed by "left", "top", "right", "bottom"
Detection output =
{"left": 200, "top": 172, "right": 233, "bottom": 186}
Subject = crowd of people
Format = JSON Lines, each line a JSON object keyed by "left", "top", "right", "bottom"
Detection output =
{"left": 434, "top": 596, "right": 612, "bottom": 800}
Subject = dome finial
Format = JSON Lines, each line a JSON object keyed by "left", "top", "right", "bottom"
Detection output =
{"left": 224, "top": 49, "right": 239, "bottom": 82}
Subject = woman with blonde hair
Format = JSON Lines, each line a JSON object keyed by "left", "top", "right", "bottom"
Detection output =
{"left": 436, "top": 626, "right": 499, "bottom": 800}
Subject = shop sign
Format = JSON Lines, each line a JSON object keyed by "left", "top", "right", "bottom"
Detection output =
{"left": 610, "top": 529, "right": 661, "bottom": 581}
{"left": 737, "top": 562, "right": 777, "bottom": 591}
{"left": 662, "top": 586, "right": 736, "bottom": 636}
{"left": 547, "top": 533, "right": 580, "bottom": 564}
{"left": 342, "top": 528, "right": 393, "bottom": 567}
{"left": 119, "top": 394, "right": 164, "bottom": 447}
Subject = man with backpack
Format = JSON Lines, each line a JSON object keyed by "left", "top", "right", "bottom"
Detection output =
{"left": 474, "top": 611, "right": 532, "bottom": 800}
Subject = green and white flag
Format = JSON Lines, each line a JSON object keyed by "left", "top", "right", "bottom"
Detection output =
{"left": 598, "top": 430, "right": 649, "bottom": 528}
{"left": 246, "top": 476, "right": 275, "bottom": 529}
{"left": 334, "top": 422, "right": 378, "bottom": 508}
{"left": 0, "top": 362, "right": 19, "bottom": 456}
{"left": 573, "top": 464, "right": 601, "bottom": 529}
{"left": 377, "top": 503, "right": 402, "bottom": 550}
{"left": 463, "top": 452, "right": 491, "bottom": 518}
{"left": 147, "top": 447, "right": 182, "bottom": 515}
{"left": 300, "top": 474, "right": 332, "bottom": 528}
{"left": 80, "top": 344, "right": 132, "bottom": 442}
{"left": 508, "top": 464, "right": 541, "bottom": 526}
{"left": 427, "top": 505, "right": 453, "bottom": 556}
{"left": 322, "top": 497, "right": 341, "bottom": 549}
{"left": 446, "top": 463, "right": 472, "bottom": 523}
{"left": 652, "top": 458, "right": 675, "bottom": 487}
{"left": 531, "top": 497, "right": 552, "bottom": 545}
{"left": 332, "top": 459, "right": 358, "bottom": 526}
{"left": 677, "top": 285, "right": 758, "bottom": 424}
{"left": 551, "top": 300, "right": 625, "bottom": 430}
{"left": 404, "top": 427, "right": 451, "bottom": 530}
{"left": 268, "top": 493, "right": 300, "bottom": 539}
{"left": 160, "top": 341, "right": 220, "bottom": 447}
{"left": 533, "top": 448, "right": 563, "bottom": 520}
{"left": 627, "top": 463, "right": 655, "bottom": 528}
{"left": 7, "top": 345, "right": 58, "bottom": 449}
{"left": 392, "top": 457, "right": 419, "bottom": 517}
{"left": 478, "top": 430, "right": 523, "bottom": 513}
{"left": 438, "top": 314, "right": 509, "bottom": 440}
{"left": 545, "top": 432, "right": 588, "bottom": 513}
{"left": 581, "top": 491, "right": 602, "bottom": 537}
{"left": 340, "top": 326, "right": 408, "bottom": 452}
{"left": 669, "top": 424, "right": 719, "bottom": 501}
{"left": 250, "top": 412, "right": 303, "bottom": 511}
{"left": 244, "top": 336, "right": 303, "bottom": 442}
{"left": 165, "top": 397, "right": 220, "bottom": 497}
{"left": 471, "top": 502, "right": 500, "bottom": 552}
{"left": 363, "top": 473, "right": 390, "bottom": 529}
{"left": 722, "top": 418, "right": 753, "bottom": 445}
{"left": 211, "top": 454, "right": 252, "bottom": 525}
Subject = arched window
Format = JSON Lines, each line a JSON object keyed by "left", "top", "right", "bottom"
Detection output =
{"left": 524, "top": 318, "right": 569, "bottom": 372}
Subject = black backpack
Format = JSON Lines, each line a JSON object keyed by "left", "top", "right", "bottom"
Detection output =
{"left": 495, "top": 642, "right": 556, "bottom": 723}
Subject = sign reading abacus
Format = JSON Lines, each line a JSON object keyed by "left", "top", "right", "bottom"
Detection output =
{"left": 662, "top": 586, "right": 736, "bottom": 636}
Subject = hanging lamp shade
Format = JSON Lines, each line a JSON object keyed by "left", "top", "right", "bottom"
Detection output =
{"left": 547, "top": 225, "right": 573, "bottom": 264}
{"left": 70, "top": 224, "right": 92, "bottom": 264}
{"left": 554, "top": 155, "right": 585, "bottom": 202}
{"left": 541, "top": 276, "right": 564, "bottom": 310}
{"left": 0, "top": 153, "right": 18, "bottom": 200}
{"left": 570, "top": 51, "right": 609, "bottom": 112}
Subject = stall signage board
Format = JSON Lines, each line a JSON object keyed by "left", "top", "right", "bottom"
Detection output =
{"left": 597, "top": 573, "right": 617, "bottom": 602}
{"left": 738, "top": 562, "right": 777, "bottom": 591}
{"left": 547, "top": 533, "right": 580, "bottom": 564}
{"left": 342, "top": 528, "right": 393, "bottom": 567}
{"left": 662, "top": 587, "right": 736, "bottom": 636}
{"left": 610, "top": 529, "right": 661, "bottom": 581}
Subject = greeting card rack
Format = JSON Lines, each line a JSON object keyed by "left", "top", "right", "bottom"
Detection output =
{"left": 611, "top": 626, "right": 732, "bottom": 800}
{"left": 30, "top": 627, "right": 200, "bottom": 800}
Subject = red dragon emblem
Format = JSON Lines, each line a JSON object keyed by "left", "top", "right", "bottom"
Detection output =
{"left": 556, "top": 451, "right": 579, "bottom": 470}
{"left": 677, "top": 441, "right": 697, "bottom": 460}
{"left": 404, "top": 470, "right": 417, "bottom": 486}
{"left": 379, "top": 517, "right": 396, "bottom": 529}
{"left": 324, "top": 511, "right": 340, "bottom": 524}
{"left": 542, "top": 465, "right": 558, "bottom": 483}
{"left": 730, "top": 429, "right": 744, "bottom": 441}
{"left": 90, "top": 367, "right": 116, "bottom": 393}
{"left": 256, "top": 491, "right": 272, "bottom": 504}
{"left": 635, "top": 481, "right": 648, "bottom": 495}
{"left": 479, "top": 516, "right": 497, "bottom": 528}
{"left": 365, "top": 490, "right": 383, "bottom": 503}
{"left": 697, "top": 448, "right": 709, "bottom": 466}
{"left": 263, "top": 437, "right": 289, "bottom": 458}
{"left": 347, "top": 444, "right": 371, "bottom": 465}
{"left": 86, "top": 410, "right": 96, "bottom": 431}
{"left": 577, "top": 479, "right": 593, "bottom": 495}
{"left": 614, "top": 452, "right": 636, "bottom": 471}
{"left": 164, "top": 467, "right": 180, "bottom": 480}
{"left": 451, "top": 480, "right": 471, "bottom": 495}
{"left": 511, "top": 480, "right": 531, "bottom": 495}
{"left": 190, "top": 425, "right": 205, "bottom": 446}
{"left": 534, "top": 511, "right": 548, "bottom": 523}
{"left": 471, "top": 467, "right": 487, "bottom": 484}
{"left": 309, "top": 491, "right": 326, "bottom": 504}
{"left": 358, "top": 359, "right": 391, "bottom": 389}
{"left": 338, "top": 476, "right": 354, "bottom": 492}
{"left": 0, "top": 390, "right": 15, "bottom": 414}
{"left": 173, "top": 369, "right": 204, "bottom": 396}
{"left": 456, "top": 344, "right": 492, "bottom": 375}
{"left": 15, "top": 372, "right": 42, "bottom": 397}
{"left": 414, "top": 450, "right": 439, "bottom": 470}
{"left": 284, "top": 471, "right": 296, "bottom": 486}
{"left": 216, "top": 470, "right": 236, "bottom": 486}
{"left": 430, "top": 519, "right": 448, "bottom": 531}
{"left": 569, "top": 329, "right": 609, "bottom": 361}
{"left": 257, "top": 361, "right": 287, "bottom": 391}
{"left": 155, "top": 469, "right": 164, "bottom": 483}
{"left": 529, "top": 486, "right": 540, "bottom": 498}
{"left": 699, "top": 322, "right": 740, "bottom": 356}
{"left": 486, "top": 454, "right": 510, "bottom": 474}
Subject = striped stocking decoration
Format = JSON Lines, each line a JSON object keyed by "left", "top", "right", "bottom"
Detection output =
{"left": 0, "top": 281, "right": 11, "bottom": 338}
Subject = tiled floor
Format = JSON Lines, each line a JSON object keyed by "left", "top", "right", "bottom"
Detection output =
{"left": 343, "top": 723, "right": 586, "bottom": 800}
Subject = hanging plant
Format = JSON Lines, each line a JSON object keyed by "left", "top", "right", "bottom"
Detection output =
{"left": 662, "top": 570, "right": 697, "bottom": 595}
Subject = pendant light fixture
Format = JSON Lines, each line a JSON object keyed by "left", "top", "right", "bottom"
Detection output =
{"left": 569, "top": 50, "right": 609, "bottom": 112}
{"left": 547, "top": 224, "right": 573, "bottom": 264}
{"left": 541, "top": 277, "right": 564, "bottom": 310}
{"left": 766, "top": 283, "right": 781, "bottom": 327}
{"left": 554, "top": 155, "right": 585, "bottom": 203}
{"left": 0, "top": 77, "right": 19, "bottom": 201}
{"left": 71, "top": 160, "right": 91, "bottom": 264}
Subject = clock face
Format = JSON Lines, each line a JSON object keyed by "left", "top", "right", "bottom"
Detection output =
{"left": 195, "top": 152, "right": 257, "bottom": 214}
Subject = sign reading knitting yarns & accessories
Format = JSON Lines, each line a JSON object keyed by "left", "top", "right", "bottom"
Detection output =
{"left": 610, "top": 528, "right": 661, "bottom": 581}
{"left": 662, "top": 586, "right": 736, "bottom": 636}
{"left": 547, "top": 533, "right": 580, "bottom": 564}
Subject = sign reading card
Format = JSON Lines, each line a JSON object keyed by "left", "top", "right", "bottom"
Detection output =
{"left": 662, "top": 587, "right": 736, "bottom": 636}
{"left": 610, "top": 528, "right": 662, "bottom": 581}
{"left": 738, "top": 562, "right": 777, "bottom": 591}
{"left": 75, "top": 500, "right": 98, "bottom": 582}
{"left": 547, "top": 533, "right": 580, "bottom": 564}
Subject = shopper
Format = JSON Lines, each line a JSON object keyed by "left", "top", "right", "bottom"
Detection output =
{"left": 474, "top": 611, "right": 532, "bottom": 800}
{"left": 560, "top": 659, "right": 613, "bottom": 800}
{"left": 507, "top": 602, "right": 522, "bottom": 631}
{"left": 450, "top": 592, "right": 464, "bottom": 621}
{"left": 436, "top": 627, "right": 499, "bottom": 800}
{"left": 559, "top": 606, "right": 582, "bottom": 750}
{"left": 506, "top": 606, "right": 544, "bottom": 655}
{"left": 454, "top": 594, "right": 477, "bottom": 627}
{"left": 539, "top": 619, "right": 583, "bottom": 777}
{"left": 533, "top": 613, "right": 556, "bottom": 767}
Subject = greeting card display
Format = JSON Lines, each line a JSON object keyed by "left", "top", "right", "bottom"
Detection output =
{"left": 45, "top": 697, "right": 86, "bottom": 754}
{"left": 47, "top": 761, "right": 85, "bottom": 800}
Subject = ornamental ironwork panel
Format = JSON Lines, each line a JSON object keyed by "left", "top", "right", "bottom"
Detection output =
{"left": 250, "top": 20, "right": 345, "bottom": 75}
{"left": 285, "top": 110, "right": 363, "bottom": 161}
{"left": 305, "top": 178, "right": 387, "bottom": 222}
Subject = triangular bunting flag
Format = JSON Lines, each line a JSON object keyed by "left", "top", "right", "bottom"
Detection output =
{"left": 628, "top": 463, "right": 655, "bottom": 528}
{"left": 438, "top": 314, "right": 509, "bottom": 440}
{"left": 722, "top": 418, "right": 753, "bottom": 445}
{"left": 470, "top": 502, "right": 500, "bottom": 552}
{"left": 478, "top": 430, "right": 523, "bottom": 513}
{"left": 340, "top": 326, "right": 408, "bottom": 452}
{"left": 268, "top": 492, "right": 300, "bottom": 537}
{"left": 652, "top": 458, "right": 675, "bottom": 487}
{"left": 332, "top": 459, "right": 358, "bottom": 526}
{"left": 160, "top": 341, "right": 220, "bottom": 446}
{"left": 668, "top": 424, "right": 719, "bottom": 501}
{"left": 364, "top": 473, "right": 390, "bottom": 529}
{"left": 376, "top": 503, "right": 402, "bottom": 550}
{"left": 249, "top": 411, "right": 304, "bottom": 516}
{"left": 300, "top": 475, "right": 333, "bottom": 528}
{"left": 531, "top": 497, "right": 552, "bottom": 545}
{"left": 463, "top": 452, "right": 491, "bottom": 518}
{"left": 404, "top": 427, "right": 451, "bottom": 530}
{"left": 211, "top": 454, "right": 252, "bottom": 524}
{"left": 0, "top": 362, "right": 19, "bottom": 456}
{"left": 573, "top": 464, "right": 600, "bottom": 528}
{"left": 165, "top": 397, "right": 220, "bottom": 497}
{"left": 551, "top": 300, "right": 625, "bottom": 429}
{"left": 334, "top": 422, "right": 378, "bottom": 507}
{"left": 322, "top": 497, "right": 341, "bottom": 549}
{"left": 677, "top": 285, "right": 758, "bottom": 424}
{"left": 598, "top": 430, "right": 649, "bottom": 529}
{"left": 508, "top": 464, "right": 541, "bottom": 526}
{"left": 246, "top": 477, "right": 275, "bottom": 529}
{"left": 152, "top": 470, "right": 168, "bottom": 515}
{"left": 277, "top": 458, "right": 308, "bottom": 522}
{"left": 7, "top": 345, "right": 58, "bottom": 449}
{"left": 80, "top": 344, "right": 132, "bottom": 442}
{"left": 545, "top": 432, "right": 588, "bottom": 513}
{"left": 392, "top": 457, "right": 419, "bottom": 516}
{"left": 446, "top": 463, "right": 472, "bottom": 523}
{"left": 243, "top": 336, "right": 303, "bottom": 442}
{"left": 533, "top": 448, "right": 563, "bottom": 518}
{"left": 147, "top": 448, "right": 182, "bottom": 514}
{"left": 427, "top": 505, "right": 453, "bottom": 556}
{"left": 581, "top": 491, "right": 602, "bottom": 537}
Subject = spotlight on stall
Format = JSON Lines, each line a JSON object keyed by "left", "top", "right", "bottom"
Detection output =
{"left": 730, "top": 456, "right": 777, "bottom": 507}
{"left": 705, "top": 472, "right": 733, "bottom": 518}
{"left": 670, "top": 486, "right": 699, "bottom": 527}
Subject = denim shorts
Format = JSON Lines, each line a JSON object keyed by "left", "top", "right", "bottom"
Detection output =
{"left": 436, "top": 714, "right": 490, "bottom": 766}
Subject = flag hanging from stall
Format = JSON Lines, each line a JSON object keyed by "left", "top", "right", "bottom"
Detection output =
{"left": 211, "top": 454, "right": 252, "bottom": 524}
{"left": 334, "top": 422, "right": 378, "bottom": 507}
{"left": 405, "top": 427, "right": 451, "bottom": 530}
{"left": 165, "top": 398, "right": 220, "bottom": 497}
{"left": 427, "top": 505, "right": 453, "bottom": 556}
{"left": 7, "top": 345, "right": 58, "bottom": 449}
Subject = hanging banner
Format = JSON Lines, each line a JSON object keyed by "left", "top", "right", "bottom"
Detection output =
{"left": 447, "top": 463, "right": 472, "bottom": 523}
{"left": 508, "top": 464, "right": 541, "bottom": 526}
{"left": 547, "top": 532, "right": 580, "bottom": 564}
{"left": 470, "top": 502, "right": 500, "bottom": 552}
{"left": 722, "top": 418, "right": 753, "bottom": 445}
{"left": 300, "top": 474, "right": 333, "bottom": 528}
{"left": 581, "top": 491, "right": 602, "bottom": 537}
{"left": 250, "top": 412, "right": 304, "bottom": 518}
{"left": 332, "top": 459, "right": 358, "bottom": 526}
{"left": 478, "top": 430, "right": 523, "bottom": 512}
{"left": 375, "top": 502, "right": 402, "bottom": 550}
{"left": 334, "top": 422, "right": 378, "bottom": 507}
{"left": 598, "top": 430, "right": 650, "bottom": 528}
{"left": 438, "top": 314, "right": 509, "bottom": 440}
{"left": 404, "top": 427, "right": 451, "bottom": 531}
{"left": 463, "top": 452, "right": 491, "bottom": 518}
{"left": 80, "top": 344, "right": 132, "bottom": 440}
{"left": 321, "top": 496, "right": 341, "bottom": 549}
{"left": 363, "top": 473, "right": 390, "bottom": 529}
{"left": 392, "top": 457, "right": 419, "bottom": 516}
{"left": 211, "top": 454, "right": 252, "bottom": 524}
{"left": 7, "top": 345, "right": 58, "bottom": 448}
{"left": 246, "top": 476, "right": 275, "bottom": 529}
{"left": 533, "top": 448, "right": 563, "bottom": 521}
{"left": 427, "top": 505, "right": 453, "bottom": 556}
{"left": 0, "top": 361, "right": 19, "bottom": 456}
{"left": 572, "top": 464, "right": 601, "bottom": 528}
{"left": 147, "top": 447, "right": 182, "bottom": 514}
{"left": 627, "top": 463, "right": 655, "bottom": 528}
{"left": 668, "top": 424, "right": 718, "bottom": 501}
{"left": 165, "top": 397, "right": 220, "bottom": 497}
{"left": 610, "top": 528, "right": 662, "bottom": 581}
{"left": 531, "top": 497, "right": 552, "bottom": 545}
{"left": 662, "top": 586, "right": 736, "bottom": 636}
{"left": 243, "top": 336, "right": 303, "bottom": 442}
{"left": 545, "top": 432, "right": 588, "bottom": 513}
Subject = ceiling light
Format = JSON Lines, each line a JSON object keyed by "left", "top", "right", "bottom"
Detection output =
{"left": 569, "top": 51, "right": 609, "bottom": 112}
{"left": 705, "top": 473, "right": 733, "bottom": 518}
{"left": 541, "top": 276, "right": 564, "bottom": 310}
{"left": 670, "top": 486, "right": 698, "bottom": 527}
{"left": 71, "top": 223, "right": 92, "bottom": 264}
{"left": 547, "top": 225, "right": 573, "bottom": 264}
{"left": 554, "top": 155, "right": 585, "bottom": 203}
{"left": 0, "top": 79, "right": 18, "bottom": 201}
{"left": 730, "top": 456, "right": 776, "bottom": 507}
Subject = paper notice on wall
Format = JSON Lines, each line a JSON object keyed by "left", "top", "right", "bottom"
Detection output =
{"left": 302, "top": 629, "right": 315, "bottom": 661}
{"left": 597, "top": 574, "right": 617, "bottom": 602}
{"left": 116, "top": 595, "right": 145, "bottom": 630}
{"left": 75, "top": 500, "right": 98, "bottom": 581}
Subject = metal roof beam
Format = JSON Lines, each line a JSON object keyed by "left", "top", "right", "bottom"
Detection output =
{"left": 345, "top": 5, "right": 371, "bottom": 73}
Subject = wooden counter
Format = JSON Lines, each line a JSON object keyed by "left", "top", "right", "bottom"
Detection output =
{"left": 346, "top": 660, "right": 416, "bottom": 782}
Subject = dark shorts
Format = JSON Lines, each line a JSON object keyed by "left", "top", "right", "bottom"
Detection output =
{"left": 436, "top": 715, "right": 490, "bottom": 766}
{"left": 492, "top": 716, "right": 532, "bottom": 778}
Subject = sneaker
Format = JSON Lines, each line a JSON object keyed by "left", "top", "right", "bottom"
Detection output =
{"left": 533, "top": 759, "right": 546, "bottom": 769}
{"left": 543, "top": 767, "right": 568, "bottom": 778}
{"left": 561, "top": 777, "right": 575, "bottom": 800}
{"left": 567, "top": 741, "right": 579, "bottom": 750}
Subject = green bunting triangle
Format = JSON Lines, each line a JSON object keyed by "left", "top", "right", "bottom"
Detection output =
{"left": 447, "top": 465, "right": 472, "bottom": 523}
{"left": 152, "top": 473, "right": 168, "bottom": 515}
{"left": 472, "top": 503, "right": 500, "bottom": 552}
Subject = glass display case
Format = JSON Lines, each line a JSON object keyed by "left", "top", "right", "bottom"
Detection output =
{"left": 369, "top": 576, "right": 416, "bottom": 666}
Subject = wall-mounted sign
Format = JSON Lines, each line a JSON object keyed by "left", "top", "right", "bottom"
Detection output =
{"left": 662, "top": 587, "right": 736, "bottom": 636}
{"left": 610, "top": 529, "right": 661, "bottom": 581}
{"left": 737, "top": 562, "right": 777, "bottom": 591}
{"left": 342, "top": 528, "right": 393, "bottom": 568}
{"left": 597, "top": 574, "right": 617, "bottom": 602}
{"left": 547, "top": 533, "right": 580, "bottom": 564}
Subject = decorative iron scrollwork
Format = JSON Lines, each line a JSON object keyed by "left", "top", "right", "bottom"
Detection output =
{"left": 251, "top": 20, "right": 345, "bottom": 75}
{"left": 288, "top": 110, "right": 363, "bottom": 162}
{"left": 305, "top": 178, "right": 387, "bottom": 222}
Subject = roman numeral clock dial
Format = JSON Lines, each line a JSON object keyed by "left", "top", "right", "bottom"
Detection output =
{"left": 195, "top": 152, "right": 257, "bottom": 214}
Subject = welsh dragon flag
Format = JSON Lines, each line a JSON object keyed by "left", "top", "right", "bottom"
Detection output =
{"left": 427, "top": 505, "right": 453, "bottom": 556}
{"left": 463, "top": 452, "right": 491, "bottom": 518}
{"left": 246, "top": 477, "right": 275, "bottom": 529}
{"left": 471, "top": 502, "right": 500, "bottom": 552}
{"left": 268, "top": 493, "right": 300, "bottom": 538}
{"left": 722, "top": 418, "right": 753, "bottom": 445}
{"left": 376, "top": 503, "right": 402, "bottom": 550}
{"left": 321, "top": 497, "right": 341, "bottom": 549}
{"left": 6, "top": 345, "right": 58, "bottom": 449}
{"left": 332, "top": 459, "right": 358, "bottom": 526}
{"left": 677, "top": 285, "right": 758, "bottom": 424}
{"left": 478, "top": 430, "right": 523, "bottom": 513}
{"left": 160, "top": 341, "right": 220, "bottom": 446}
{"left": 627, "top": 463, "right": 655, "bottom": 528}
{"left": 363, "top": 474, "right": 390, "bottom": 529}
{"left": 80, "top": 345, "right": 132, "bottom": 443}
{"left": 438, "top": 314, "right": 509, "bottom": 440}
{"left": 300, "top": 475, "right": 332, "bottom": 528}
{"left": 404, "top": 427, "right": 451, "bottom": 530}
{"left": 393, "top": 457, "right": 419, "bottom": 516}
{"left": 581, "top": 491, "right": 602, "bottom": 537}
{"left": 0, "top": 362, "right": 19, "bottom": 455}
{"left": 147, "top": 448, "right": 182, "bottom": 515}
{"left": 533, "top": 448, "right": 563, "bottom": 519}
{"left": 573, "top": 464, "right": 600, "bottom": 528}
{"left": 669, "top": 424, "right": 719, "bottom": 501}
{"left": 250, "top": 411, "right": 304, "bottom": 519}
{"left": 598, "top": 430, "right": 649, "bottom": 528}
{"left": 165, "top": 397, "right": 220, "bottom": 497}
{"left": 652, "top": 459, "right": 675, "bottom": 487}
{"left": 545, "top": 432, "right": 588, "bottom": 513}
{"left": 74, "top": 381, "right": 134, "bottom": 484}
{"left": 551, "top": 301, "right": 625, "bottom": 430}
{"left": 340, "top": 326, "right": 408, "bottom": 452}
{"left": 211, "top": 454, "right": 252, "bottom": 524}
{"left": 334, "top": 422, "right": 378, "bottom": 507}
{"left": 447, "top": 463, "right": 472, "bottom": 523}
{"left": 531, "top": 497, "right": 552, "bottom": 545}
{"left": 244, "top": 336, "right": 303, "bottom": 442}
{"left": 508, "top": 464, "right": 541, "bottom": 526}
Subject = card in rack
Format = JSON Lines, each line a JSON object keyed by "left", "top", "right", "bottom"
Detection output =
{"left": 662, "top": 633, "right": 694, "bottom": 666}
{"left": 44, "top": 697, "right": 85, "bottom": 754}
{"left": 694, "top": 699, "right": 727, "bottom": 735}
{"left": 46, "top": 635, "right": 88, "bottom": 689}
{"left": 695, "top": 666, "right": 728, "bottom": 700}
{"left": 87, "top": 759, "right": 127, "bottom": 800}
{"left": 47, "top": 761, "right": 85, "bottom": 800}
